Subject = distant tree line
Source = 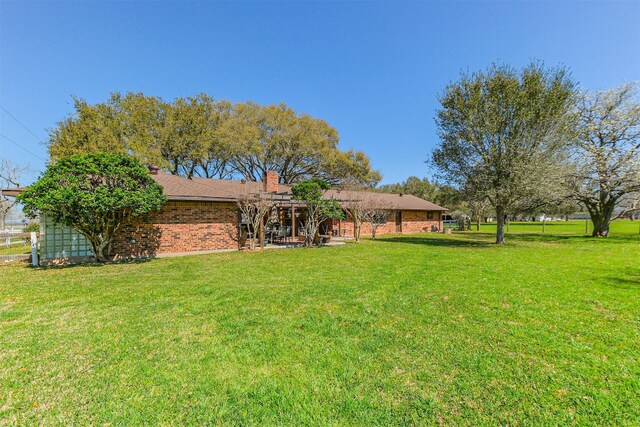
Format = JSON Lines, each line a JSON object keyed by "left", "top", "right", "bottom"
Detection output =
{"left": 48, "top": 93, "right": 382, "bottom": 187}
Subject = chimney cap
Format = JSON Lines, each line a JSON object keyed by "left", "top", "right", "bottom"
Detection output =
{"left": 148, "top": 165, "right": 160, "bottom": 175}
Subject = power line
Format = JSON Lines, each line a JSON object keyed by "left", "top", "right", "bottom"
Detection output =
{"left": 0, "top": 133, "right": 46, "bottom": 161}
{"left": 0, "top": 105, "right": 47, "bottom": 145}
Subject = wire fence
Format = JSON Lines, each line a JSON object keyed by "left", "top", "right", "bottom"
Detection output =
{"left": 467, "top": 220, "right": 640, "bottom": 236}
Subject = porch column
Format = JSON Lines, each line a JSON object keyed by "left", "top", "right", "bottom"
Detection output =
{"left": 292, "top": 206, "right": 297, "bottom": 238}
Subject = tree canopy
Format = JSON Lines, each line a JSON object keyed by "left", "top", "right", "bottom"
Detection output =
{"left": 18, "top": 153, "right": 166, "bottom": 262}
{"left": 48, "top": 93, "right": 381, "bottom": 186}
{"left": 377, "top": 176, "right": 441, "bottom": 202}
{"left": 432, "top": 62, "right": 576, "bottom": 244}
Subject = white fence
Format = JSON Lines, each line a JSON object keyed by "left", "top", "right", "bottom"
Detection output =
{"left": 0, "top": 231, "right": 37, "bottom": 264}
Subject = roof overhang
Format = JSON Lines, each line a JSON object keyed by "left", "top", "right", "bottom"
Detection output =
{"left": 2, "top": 186, "right": 449, "bottom": 212}
{"left": 1, "top": 187, "right": 25, "bottom": 197}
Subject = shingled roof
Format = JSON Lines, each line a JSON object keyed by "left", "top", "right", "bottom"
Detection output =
{"left": 151, "top": 173, "right": 446, "bottom": 211}
{"left": 2, "top": 171, "right": 447, "bottom": 211}
{"left": 325, "top": 189, "right": 447, "bottom": 211}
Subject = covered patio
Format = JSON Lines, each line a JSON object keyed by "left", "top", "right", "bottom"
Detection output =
{"left": 241, "top": 202, "right": 350, "bottom": 249}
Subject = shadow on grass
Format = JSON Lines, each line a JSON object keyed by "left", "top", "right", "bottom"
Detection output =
{"left": 606, "top": 276, "right": 640, "bottom": 289}
{"left": 599, "top": 261, "right": 640, "bottom": 289}
{"left": 375, "top": 232, "right": 640, "bottom": 248}
{"left": 375, "top": 234, "right": 493, "bottom": 248}
{"left": 466, "top": 232, "right": 640, "bottom": 244}
{"left": 31, "top": 256, "right": 157, "bottom": 271}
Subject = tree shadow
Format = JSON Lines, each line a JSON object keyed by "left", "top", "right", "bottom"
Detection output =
{"left": 374, "top": 231, "right": 639, "bottom": 248}
{"left": 597, "top": 260, "right": 640, "bottom": 289}
{"left": 374, "top": 234, "right": 493, "bottom": 248}
{"left": 113, "top": 223, "right": 162, "bottom": 259}
{"left": 34, "top": 256, "right": 157, "bottom": 270}
{"left": 468, "top": 232, "right": 640, "bottom": 244}
{"left": 605, "top": 276, "right": 640, "bottom": 289}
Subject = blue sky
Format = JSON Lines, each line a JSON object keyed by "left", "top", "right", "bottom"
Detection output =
{"left": 1, "top": 1, "right": 638, "bottom": 185}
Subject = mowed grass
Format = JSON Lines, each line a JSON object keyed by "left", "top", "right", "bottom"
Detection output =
{"left": 470, "top": 219, "right": 640, "bottom": 236}
{"left": 1, "top": 231, "right": 639, "bottom": 425}
{"left": 0, "top": 243, "right": 30, "bottom": 256}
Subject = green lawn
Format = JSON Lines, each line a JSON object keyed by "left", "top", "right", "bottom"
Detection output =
{"left": 469, "top": 220, "right": 640, "bottom": 236}
{"left": 1, "top": 231, "right": 638, "bottom": 425}
{"left": 0, "top": 241, "right": 30, "bottom": 256}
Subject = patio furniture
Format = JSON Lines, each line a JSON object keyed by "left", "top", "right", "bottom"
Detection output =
{"left": 273, "top": 226, "right": 291, "bottom": 244}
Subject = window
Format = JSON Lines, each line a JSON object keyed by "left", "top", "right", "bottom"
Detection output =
{"left": 373, "top": 212, "right": 387, "bottom": 225}
{"left": 427, "top": 211, "right": 435, "bottom": 220}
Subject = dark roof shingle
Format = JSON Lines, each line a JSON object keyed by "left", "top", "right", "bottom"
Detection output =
{"left": 2, "top": 173, "right": 447, "bottom": 211}
{"left": 152, "top": 173, "right": 446, "bottom": 211}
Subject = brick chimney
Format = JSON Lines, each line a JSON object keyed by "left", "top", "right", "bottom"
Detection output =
{"left": 264, "top": 170, "right": 279, "bottom": 193}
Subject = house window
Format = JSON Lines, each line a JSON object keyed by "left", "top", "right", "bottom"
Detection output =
{"left": 427, "top": 211, "right": 434, "bottom": 220}
{"left": 373, "top": 212, "right": 387, "bottom": 225}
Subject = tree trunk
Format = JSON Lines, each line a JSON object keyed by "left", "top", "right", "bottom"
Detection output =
{"left": 88, "top": 237, "right": 111, "bottom": 262}
{"left": 591, "top": 213, "right": 611, "bottom": 237}
{"left": 354, "top": 219, "right": 361, "bottom": 243}
{"left": 496, "top": 206, "right": 506, "bottom": 244}
{"left": 588, "top": 200, "right": 615, "bottom": 238}
{"left": 304, "top": 222, "right": 316, "bottom": 247}
{"left": 476, "top": 216, "right": 481, "bottom": 231}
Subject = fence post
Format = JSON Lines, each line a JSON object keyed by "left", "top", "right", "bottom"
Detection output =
{"left": 585, "top": 219, "right": 588, "bottom": 235}
{"left": 30, "top": 231, "right": 38, "bottom": 267}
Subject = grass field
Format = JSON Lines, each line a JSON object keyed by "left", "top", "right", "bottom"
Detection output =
{"left": 470, "top": 220, "right": 640, "bottom": 236}
{"left": 1, "top": 229, "right": 638, "bottom": 425}
{"left": 0, "top": 242, "right": 30, "bottom": 256}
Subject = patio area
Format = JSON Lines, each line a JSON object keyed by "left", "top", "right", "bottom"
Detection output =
{"left": 241, "top": 204, "right": 350, "bottom": 250}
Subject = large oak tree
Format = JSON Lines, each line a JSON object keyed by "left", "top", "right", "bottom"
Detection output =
{"left": 569, "top": 83, "right": 640, "bottom": 236}
{"left": 48, "top": 93, "right": 379, "bottom": 186}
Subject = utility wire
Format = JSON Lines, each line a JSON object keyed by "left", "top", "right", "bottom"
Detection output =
{"left": 0, "top": 105, "right": 47, "bottom": 145}
{"left": 0, "top": 133, "right": 46, "bottom": 161}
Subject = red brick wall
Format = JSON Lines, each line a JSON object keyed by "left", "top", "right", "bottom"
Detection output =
{"left": 265, "top": 171, "right": 279, "bottom": 193}
{"left": 112, "top": 201, "right": 239, "bottom": 258}
{"left": 332, "top": 210, "right": 442, "bottom": 237}
{"left": 400, "top": 210, "right": 442, "bottom": 233}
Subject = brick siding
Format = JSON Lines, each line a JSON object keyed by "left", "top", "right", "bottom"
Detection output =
{"left": 41, "top": 202, "right": 443, "bottom": 264}
{"left": 112, "top": 201, "right": 239, "bottom": 258}
{"left": 400, "top": 210, "right": 442, "bottom": 233}
{"left": 332, "top": 210, "right": 442, "bottom": 237}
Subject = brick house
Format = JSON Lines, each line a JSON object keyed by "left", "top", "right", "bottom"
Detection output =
{"left": 5, "top": 169, "right": 446, "bottom": 264}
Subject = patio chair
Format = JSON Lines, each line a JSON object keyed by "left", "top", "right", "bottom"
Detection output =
{"left": 275, "top": 227, "right": 288, "bottom": 244}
